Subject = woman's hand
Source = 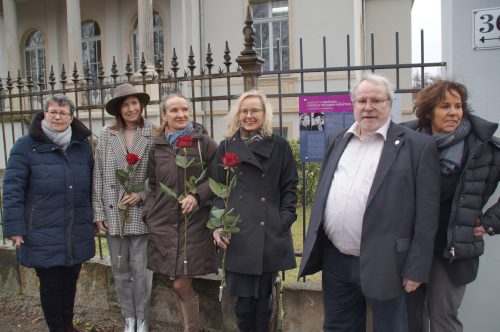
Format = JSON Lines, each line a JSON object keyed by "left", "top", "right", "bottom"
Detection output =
{"left": 213, "top": 227, "right": 230, "bottom": 249}
{"left": 179, "top": 195, "right": 198, "bottom": 215}
{"left": 11, "top": 235, "right": 23, "bottom": 247}
{"left": 473, "top": 218, "right": 487, "bottom": 236}
{"left": 121, "top": 192, "right": 141, "bottom": 206}
{"left": 96, "top": 221, "right": 109, "bottom": 235}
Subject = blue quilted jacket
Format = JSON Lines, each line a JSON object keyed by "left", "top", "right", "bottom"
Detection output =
{"left": 2, "top": 112, "right": 95, "bottom": 268}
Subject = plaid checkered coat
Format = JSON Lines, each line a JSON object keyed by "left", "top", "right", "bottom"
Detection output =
{"left": 93, "top": 121, "right": 154, "bottom": 235}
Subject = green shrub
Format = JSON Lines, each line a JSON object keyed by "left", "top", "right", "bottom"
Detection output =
{"left": 289, "top": 139, "right": 321, "bottom": 207}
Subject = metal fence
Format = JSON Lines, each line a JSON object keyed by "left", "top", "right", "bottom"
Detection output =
{"left": 0, "top": 8, "right": 445, "bottom": 280}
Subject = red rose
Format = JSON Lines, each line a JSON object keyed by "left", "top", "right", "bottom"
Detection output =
{"left": 176, "top": 136, "right": 193, "bottom": 148}
{"left": 223, "top": 152, "right": 241, "bottom": 167}
{"left": 125, "top": 153, "right": 141, "bottom": 165}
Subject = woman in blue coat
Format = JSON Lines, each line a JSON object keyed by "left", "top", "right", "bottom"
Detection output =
{"left": 2, "top": 94, "right": 94, "bottom": 332}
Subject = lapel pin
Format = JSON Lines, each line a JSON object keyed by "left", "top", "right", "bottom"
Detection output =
{"left": 394, "top": 140, "right": 400, "bottom": 146}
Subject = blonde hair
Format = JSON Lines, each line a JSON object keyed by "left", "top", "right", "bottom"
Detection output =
{"left": 156, "top": 93, "right": 191, "bottom": 136}
{"left": 224, "top": 90, "right": 274, "bottom": 138}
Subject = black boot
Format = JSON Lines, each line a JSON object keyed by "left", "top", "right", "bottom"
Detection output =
{"left": 236, "top": 310, "right": 255, "bottom": 332}
{"left": 254, "top": 309, "right": 272, "bottom": 332}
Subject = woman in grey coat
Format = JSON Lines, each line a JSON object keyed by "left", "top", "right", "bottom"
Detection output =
{"left": 212, "top": 90, "right": 299, "bottom": 332}
{"left": 93, "top": 83, "right": 154, "bottom": 332}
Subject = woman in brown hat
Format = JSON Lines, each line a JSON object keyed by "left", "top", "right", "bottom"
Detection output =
{"left": 93, "top": 83, "right": 155, "bottom": 332}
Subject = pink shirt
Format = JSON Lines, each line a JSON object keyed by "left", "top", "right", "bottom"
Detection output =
{"left": 323, "top": 118, "right": 390, "bottom": 256}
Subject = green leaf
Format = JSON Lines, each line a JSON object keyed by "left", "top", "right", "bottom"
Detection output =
{"left": 186, "top": 179, "right": 197, "bottom": 194}
{"left": 175, "top": 155, "right": 188, "bottom": 168}
{"left": 226, "top": 226, "right": 240, "bottom": 234}
{"left": 210, "top": 207, "right": 226, "bottom": 220}
{"left": 229, "top": 175, "right": 237, "bottom": 190}
{"left": 207, "top": 217, "right": 222, "bottom": 230}
{"left": 115, "top": 169, "right": 129, "bottom": 185}
{"left": 185, "top": 158, "right": 195, "bottom": 168}
{"left": 195, "top": 169, "right": 207, "bottom": 184}
{"left": 159, "top": 182, "right": 177, "bottom": 199}
{"left": 130, "top": 182, "right": 145, "bottom": 193}
{"left": 209, "top": 178, "right": 228, "bottom": 198}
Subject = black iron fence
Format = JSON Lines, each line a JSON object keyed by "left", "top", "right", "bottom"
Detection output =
{"left": 0, "top": 7, "right": 445, "bottom": 280}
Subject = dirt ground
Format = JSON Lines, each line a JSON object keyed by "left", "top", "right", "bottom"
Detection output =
{"left": 0, "top": 292, "right": 124, "bottom": 332}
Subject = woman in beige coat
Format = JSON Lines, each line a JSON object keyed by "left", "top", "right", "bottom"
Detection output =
{"left": 93, "top": 83, "right": 154, "bottom": 332}
{"left": 143, "top": 93, "right": 217, "bottom": 331}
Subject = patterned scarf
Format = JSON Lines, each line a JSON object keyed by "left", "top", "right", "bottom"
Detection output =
{"left": 41, "top": 119, "right": 72, "bottom": 151}
{"left": 165, "top": 122, "right": 194, "bottom": 146}
{"left": 239, "top": 128, "right": 264, "bottom": 146}
{"left": 421, "top": 117, "right": 471, "bottom": 175}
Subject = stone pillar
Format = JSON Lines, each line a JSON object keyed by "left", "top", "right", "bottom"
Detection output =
{"left": 236, "top": 6, "right": 264, "bottom": 91}
{"left": 66, "top": 0, "right": 83, "bottom": 73}
{"left": 3, "top": 0, "right": 20, "bottom": 75}
{"left": 137, "top": 0, "right": 155, "bottom": 69}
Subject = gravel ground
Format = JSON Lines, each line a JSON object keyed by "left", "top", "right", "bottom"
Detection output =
{"left": 0, "top": 292, "right": 124, "bottom": 332}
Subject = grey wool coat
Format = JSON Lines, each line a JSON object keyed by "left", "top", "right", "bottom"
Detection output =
{"left": 93, "top": 121, "right": 154, "bottom": 235}
{"left": 213, "top": 133, "right": 299, "bottom": 275}
{"left": 143, "top": 124, "right": 218, "bottom": 277}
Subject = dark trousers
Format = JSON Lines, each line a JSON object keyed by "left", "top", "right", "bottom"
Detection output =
{"left": 35, "top": 264, "right": 82, "bottom": 332}
{"left": 322, "top": 240, "right": 409, "bottom": 332}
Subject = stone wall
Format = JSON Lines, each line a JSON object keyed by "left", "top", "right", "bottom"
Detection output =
{"left": 0, "top": 245, "right": 323, "bottom": 331}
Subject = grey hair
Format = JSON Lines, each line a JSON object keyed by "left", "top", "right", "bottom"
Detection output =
{"left": 351, "top": 73, "right": 395, "bottom": 102}
{"left": 159, "top": 93, "right": 192, "bottom": 114}
{"left": 44, "top": 94, "right": 77, "bottom": 115}
{"left": 224, "top": 90, "right": 274, "bottom": 138}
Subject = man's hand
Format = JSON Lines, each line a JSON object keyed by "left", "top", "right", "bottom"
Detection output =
{"left": 179, "top": 195, "right": 198, "bottom": 215}
{"left": 403, "top": 278, "right": 422, "bottom": 293}
{"left": 11, "top": 235, "right": 24, "bottom": 247}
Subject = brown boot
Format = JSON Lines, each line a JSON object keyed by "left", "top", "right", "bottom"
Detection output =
{"left": 179, "top": 294, "right": 200, "bottom": 332}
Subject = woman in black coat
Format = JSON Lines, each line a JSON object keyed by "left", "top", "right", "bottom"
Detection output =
{"left": 212, "top": 90, "right": 298, "bottom": 332}
{"left": 405, "top": 80, "right": 500, "bottom": 332}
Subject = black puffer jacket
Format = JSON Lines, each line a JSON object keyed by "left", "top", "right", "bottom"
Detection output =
{"left": 404, "top": 115, "right": 500, "bottom": 284}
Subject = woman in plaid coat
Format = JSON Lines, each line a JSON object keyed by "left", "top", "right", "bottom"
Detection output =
{"left": 93, "top": 83, "right": 154, "bottom": 332}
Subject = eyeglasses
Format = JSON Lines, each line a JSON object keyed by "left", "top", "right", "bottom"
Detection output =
{"left": 240, "top": 108, "right": 262, "bottom": 117}
{"left": 46, "top": 110, "right": 71, "bottom": 118}
{"left": 353, "top": 98, "right": 390, "bottom": 108}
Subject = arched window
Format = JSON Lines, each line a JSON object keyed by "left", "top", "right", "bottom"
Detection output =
{"left": 24, "top": 30, "right": 46, "bottom": 83}
{"left": 132, "top": 11, "right": 164, "bottom": 71}
{"left": 81, "top": 20, "right": 101, "bottom": 82}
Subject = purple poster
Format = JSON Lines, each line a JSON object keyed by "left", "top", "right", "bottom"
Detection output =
{"left": 299, "top": 95, "right": 354, "bottom": 162}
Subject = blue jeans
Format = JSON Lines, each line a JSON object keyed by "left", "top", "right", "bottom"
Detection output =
{"left": 322, "top": 239, "right": 409, "bottom": 332}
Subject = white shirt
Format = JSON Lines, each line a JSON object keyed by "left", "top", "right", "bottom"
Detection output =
{"left": 323, "top": 118, "right": 391, "bottom": 256}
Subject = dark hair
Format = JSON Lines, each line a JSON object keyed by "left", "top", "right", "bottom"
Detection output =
{"left": 414, "top": 80, "right": 472, "bottom": 129}
{"left": 110, "top": 98, "right": 146, "bottom": 130}
{"left": 44, "top": 94, "right": 76, "bottom": 115}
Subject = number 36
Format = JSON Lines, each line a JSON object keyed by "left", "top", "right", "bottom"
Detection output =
{"left": 480, "top": 14, "right": 500, "bottom": 33}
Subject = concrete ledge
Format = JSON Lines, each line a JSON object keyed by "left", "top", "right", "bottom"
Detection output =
{"left": 1, "top": 245, "right": 307, "bottom": 331}
{"left": 282, "top": 281, "right": 323, "bottom": 332}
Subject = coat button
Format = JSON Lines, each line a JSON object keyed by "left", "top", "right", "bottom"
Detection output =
{"left": 239, "top": 171, "right": 244, "bottom": 176}
{"left": 109, "top": 205, "right": 114, "bottom": 209}
{"left": 238, "top": 195, "right": 243, "bottom": 200}
{"left": 261, "top": 173, "right": 265, "bottom": 178}
{"left": 260, "top": 221, "right": 265, "bottom": 226}
{"left": 260, "top": 197, "right": 266, "bottom": 202}
{"left": 69, "top": 185, "right": 73, "bottom": 189}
